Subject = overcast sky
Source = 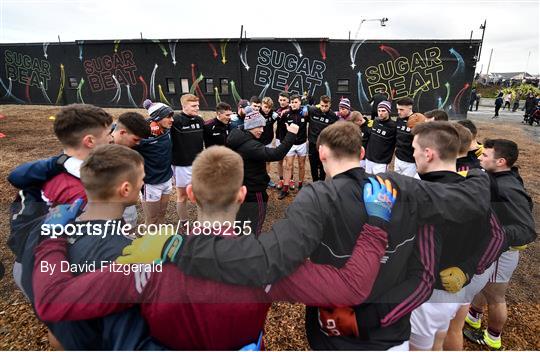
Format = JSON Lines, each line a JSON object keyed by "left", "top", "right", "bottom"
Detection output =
{"left": 1, "top": 0, "right": 538, "bottom": 74}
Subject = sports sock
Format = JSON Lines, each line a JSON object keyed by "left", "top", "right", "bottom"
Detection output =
{"left": 469, "top": 306, "right": 483, "bottom": 320}
{"left": 487, "top": 327, "right": 501, "bottom": 339}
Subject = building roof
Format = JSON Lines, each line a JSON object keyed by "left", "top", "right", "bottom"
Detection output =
{"left": 490, "top": 72, "right": 536, "bottom": 80}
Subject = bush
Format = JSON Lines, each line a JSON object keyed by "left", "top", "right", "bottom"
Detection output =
{"left": 477, "top": 83, "right": 540, "bottom": 99}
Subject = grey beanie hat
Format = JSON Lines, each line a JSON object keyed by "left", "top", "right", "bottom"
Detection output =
{"left": 243, "top": 106, "right": 266, "bottom": 130}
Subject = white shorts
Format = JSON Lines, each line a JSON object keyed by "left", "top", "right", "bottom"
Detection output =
{"left": 490, "top": 250, "right": 519, "bottom": 283}
{"left": 394, "top": 157, "right": 417, "bottom": 177}
{"left": 462, "top": 261, "right": 496, "bottom": 304}
{"left": 275, "top": 139, "right": 281, "bottom": 147}
{"left": 140, "top": 179, "right": 173, "bottom": 202}
{"left": 365, "top": 159, "right": 388, "bottom": 174}
{"left": 286, "top": 142, "right": 308, "bottom": 157}
{"left": 122, "top": 205, "right": 138, "bottom": 228}
{"left": 410, "top": 289, "right": 463, "bottom": 350}
{"left": 173, "top": 166, "right": 193, "bottom": 188}
{"left": 13, "top": 261, "right": 27, "bottom": 299}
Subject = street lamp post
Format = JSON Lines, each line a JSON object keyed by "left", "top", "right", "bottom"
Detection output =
{"left": 353, "top": 17, "right": 389, "bottom": 40}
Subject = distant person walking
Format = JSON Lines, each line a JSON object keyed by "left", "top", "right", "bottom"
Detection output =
{"left": 512, "top": 94, "right": 520, "bottom": 112}
{"left": 469, "top": 88, "right": 478, "bottom": 111}
{"left": 503, "top": 92, "right": 512, "bottom": 110}
{"left": 524, "top": 93, "right": 536, "bottom": 120}
{"left": 493, "top": 92, "right": 503, "bottom": 118}
{"left": 475, "top": 93, "right": 481, "bottom": 111}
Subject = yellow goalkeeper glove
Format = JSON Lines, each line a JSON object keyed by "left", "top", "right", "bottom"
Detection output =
{"left": 116, "top": 227, "right": 183, "bottom": 264}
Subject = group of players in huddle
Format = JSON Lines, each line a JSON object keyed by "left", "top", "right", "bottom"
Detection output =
{"left": 6, "top": 90, "right": 536, "bottom": 351}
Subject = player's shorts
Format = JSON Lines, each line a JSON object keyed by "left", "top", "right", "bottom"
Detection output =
{"left": 13, "top": 261, "right": 26, "bottom": 298}
{"left": 140, "top": 179, "right": 172, "bottom": 202}
{"left": 461, "top": 261, "right": 496, "bottom": 304}
{"left": 365, "top": 159, "right": 388, "bottom": 174}
{"left": 275, "top": 139, "right": 281, "bottom": 147}
{"left": 410, "top": 289, "right": 463, "bottom": 350}
{"left": 394, "top": 157, "right": 417, "bottom": 177}
{"left": 266, "top": 142, "right": 274, "bottom": 149}
{"left": 490, "top": 249, "right": 519, "bottom": 283}
{"left": 286, "top": 142, "right": 308, "bottom": 157}
{"left": 173, "top": 166, "right": 193, "bottom": 188}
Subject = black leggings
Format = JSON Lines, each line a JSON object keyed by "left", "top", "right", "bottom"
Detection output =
{"left": 237, "top": 191, "right": 268, "bottom": 236}
{"left": 495, "top": 105, "right": 501, "bottom": 116}
{"left": 308, "top": 142, "right": 325, "bottom": 181}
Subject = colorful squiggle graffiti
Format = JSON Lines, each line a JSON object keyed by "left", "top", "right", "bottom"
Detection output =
{"left": 379, "top": 44, "right": 400, "bottom": 60}
{"left": 158, "top": 84, "right": 171, "bottom": 105}
{"left": 452, "top": 83, "right": 470, "bottom": 114}
{"left": 0, "top": 77, "right": 25, "bottom": 103}
{"left": 258, "top": 83, "right": 270, "bottom": 100}
{"left": 169, "top": 40, "right": 178, "bottom": 65}
{"left": 239, "top": 44, "right": 249, "bottom": 71}
{"left": 40, "top": 81, "right": 52, "bottom": 104}
{"left": 55, "top": 64, "right": 65, "bottom": 105}
{"left": 151, "top": 39, "right": 168, "bottom": 57}
{"left": 319, "top": 39, "right": 327, "bottom": 61}
{"left": 356, "top": 71, "right": 369, "bottom": 111}
{"left": 438, "top": 82, "right": 451, "bottom": 109}
{"left": 230, "top": 80, "right": 242, "bottom": 105}
{"left": 289, "top": 39, "right": 303, "bottom": 57}
{"left": 449, "top": 48, "right": 465, "bottom": 79}
{"left": 350, "top": 40, "right": 366, "bottom": 69}
{"left": 76, "top": 78, "right": 85, "bottom": 104}
{"left": 150, "top": 63, "right": 158, "bottom": 101}
{"left": 126, "top": 84, "right": 137, "bottom": 107}
{"left": 214, "top": 87, "right": 221, "bottom": 105}
{"left": 138, "top": 75, "right": 148, "bottom": 106}
{"left": 220, "top": 40, "right": 228, "bottom": 64}
{"left": 113, "top": 40, "right": 121, "bottom": 53}
{"left": 324, "top": 81, "right": 331, "bottom": 98}
{"left": 110, "top": 75, "right": 122, "bottom": 103}
{"left": 208, "top": 43, "right": 218, "bottom": 59}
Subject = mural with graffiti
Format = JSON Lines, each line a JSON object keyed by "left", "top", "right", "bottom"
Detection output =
{"left": 0, "top": 38, "right": 480, "bottom": 117}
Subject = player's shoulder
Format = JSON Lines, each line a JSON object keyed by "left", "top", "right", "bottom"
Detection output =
{"left": 44, "top": 172, "right": 81, "bottom": 187}
{"left": 204, "top": 118, "right": 216, "bottom": 126}
{"left": 43, "top": 172, "right": 86, "bottom": 204}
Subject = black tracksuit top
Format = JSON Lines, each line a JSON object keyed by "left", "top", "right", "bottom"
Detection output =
{"left": 203, "top": 117, "right": 230, "bottom": 148}
{"left": 171, "top": 112, "right": 205, "bottom": 166}
{"left": 395, "top": 117, "right": 415, "bottom": 163}
{"left": 306, "top": 106, "right": 338, "bottom": 145}
{"left": 226, "top": 128, "right": 295, "bottom": 193}
{"left": 365, "top": 118, "right": 397, "bottom": 164}
{"left": 278, "top": 109, "right": 307, "bottom": 145}
{"left": 489, "top": 168, "right": 536, "bottom": 247}
{"left": 259, "top": 110, "right": 278, "bottom": 146}
{"left": 419, "top": 171, "right": 504, "bottom": 289}
{"left": 456, "top": 150, "right": 481, "bottom": 171}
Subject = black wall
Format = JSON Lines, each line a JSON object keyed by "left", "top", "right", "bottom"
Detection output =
{"left": 0, "top": 38, "right": 480, "bottom": 117}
